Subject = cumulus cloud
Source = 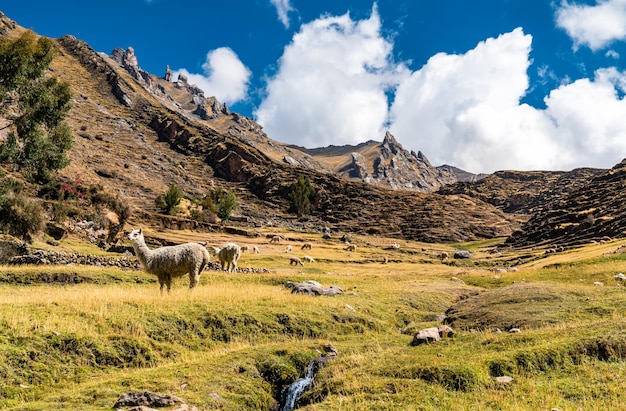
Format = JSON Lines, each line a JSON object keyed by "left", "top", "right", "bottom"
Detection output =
{"left": 556, "top": 0, "right": 626, "bottom": 51}
{"left": 173, "top": 47, "right": 251, "bottom": 105}
{"left": 270, "top": 0, "right": 295, "bottom": 28}
{"left": 389, "top": 28, "right": 626, "bottom": 173}
{"left": 254, "top": 6, "right": 408, "bottom": 148}
{"left": 253, "top": 7, "right": 626, "bottom": 173}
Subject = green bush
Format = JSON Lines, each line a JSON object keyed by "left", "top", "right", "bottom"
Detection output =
{"left": 158, "top": 184, "right": 182, "bottom": 215}
{"left": 201, "top": 187, "right": 237, "bottom": 221}
{"left": 288, "top": 175, "right": 316, "bottom": 216}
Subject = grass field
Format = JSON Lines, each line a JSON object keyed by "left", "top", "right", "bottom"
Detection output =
{"left": 2, "top": 231, "right": 626, "bottom": 410}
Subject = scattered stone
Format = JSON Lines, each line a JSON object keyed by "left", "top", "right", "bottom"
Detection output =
{"left": 508, "top": 328, "right": 521, "bottom": 333}
{"left": 453, "top": 250, "right": 472, "bottom": 259}
{"left": 494, "top": 376, "right": 513, "bottom": 384}
{"left": 615, "top": 273, "right": 626, "bottom": 281}
{"left": 593, "top": 281, "right": 604, "bottom": 286}
{"left": 113, "top": 392, "right": 184, "bottom": 408}
{"left": 286, "top": 280, "right": 343, "bottom": 296}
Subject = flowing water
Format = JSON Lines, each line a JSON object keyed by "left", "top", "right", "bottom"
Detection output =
{"left": 278, "top": 358, "right": 323, "bottom": 411}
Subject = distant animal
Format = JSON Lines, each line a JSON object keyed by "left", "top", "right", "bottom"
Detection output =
{"left": 440, "top": 251, "right": 449, "bottom": 261}
{"left": 344, "top": 244, "right": 357, "bottom": 252}
{"left": 240, "top": 245, "right": 250, "bottom": 253}
{"left": 382, "top": 255, "right": 389, "bottom": 264}
{"left": 253, "top": 245, "right": 260, "bottom": 254}
{"left": 290, "top": 256, "right": 304, "bottom": 266}
{"left": 269, "top": 235, "right": 282, "bottom": 244}
{"left": 285, "top": 245, "right": 292, "bottom": 253}
{"left": 301, "top": 242, "right": 313, "bottom": 250}
{"left": 214, "top": 243, "right": 242, "bottom": 273}
{"left": 303, "top": 255, "right": 315, "bottom": 263}
{"left": 128, "top": 228, "right": 210, "bottom": 293}
{"left": 391, "top": 242, "right": 401, "bottom": 249}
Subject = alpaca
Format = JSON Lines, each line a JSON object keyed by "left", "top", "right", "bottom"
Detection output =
{"left": 128, "top": 228, "right": 210, "bottom": 293}
{"left": 215, "top": 243, "right": 241, "bottom": 273}
{"left": 290, "top": 256, "right": 304, "bottom": 266}
{"left": 344, "top": 244, "right": 357, "bottom": 252}
{"left": 303, "top": 255, "right": 315, "bottom": 263}
{"left": 285, "top": 245, "right": 292, "bottom": 253}
{"left": 253, "top": 245, "right": 260, "bottom": 254}
{"left": 269, "top": 235, "right": 282, "bottom": 243}
{"left": 301, "top": 242, "right": 313, "bottom": 250}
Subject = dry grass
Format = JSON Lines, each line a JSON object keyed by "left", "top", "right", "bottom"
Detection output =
{"left": 2, "top": 230, "right": 626, "bottom": 410}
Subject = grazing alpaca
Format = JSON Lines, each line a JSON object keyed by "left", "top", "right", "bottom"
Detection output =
{"left": 290, "top": 256, "right": 304, "bottom": 266}
{"left": 285, "top": 245, "right": 292, "bottom": 253}
{"left": 303, "top": 255, "right": 315, "bottom": 263}
{"left": 344, "top": 244, "right": 357, "bottom": 252}
{"left": 253, "top": 245, "right": 260, "bottom": 254}
{"left": 215, "top": 243, "right": 242, "bottom": 273}
{"left": 128, "top": 228, "right": 210, "bottom": 293}
{"left": 301, "top": 242, "right": 312, "bottom": 250}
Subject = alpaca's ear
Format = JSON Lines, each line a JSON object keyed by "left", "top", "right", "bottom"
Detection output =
{"left": 139, "top": 228, "right": 143, "bottom": 234}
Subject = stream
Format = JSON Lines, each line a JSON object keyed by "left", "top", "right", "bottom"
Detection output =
{"left": 278, "top": 356, "right": 328, "bottom": 411}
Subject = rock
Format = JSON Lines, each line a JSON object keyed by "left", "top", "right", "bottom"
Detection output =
{"left": 494, "top": 375, "right": 513, "bottom": 384}
{"left": 509, "top": 328, "right": 521, "bottom": 333}
{"left": 615, "top": 273, "right": 626, "bottom": 281}
{"left": 286, "top": 280, "right": 343, "bottom": 296}
{"left": 113, "top": 392, "right": 184, "bottom": 408}
{"left": 453, "top": 250, "right": 473, "bottom": 259}
{"left": 45, "top": 223, "right": 67, "bottom": 240}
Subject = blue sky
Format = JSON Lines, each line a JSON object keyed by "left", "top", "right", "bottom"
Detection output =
{"left": 3, "top": 1, "right": 626, "bottom": 173}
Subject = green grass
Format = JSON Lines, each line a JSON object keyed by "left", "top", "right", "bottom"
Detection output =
{"left": 1, "top": 232, "right": 626, "bottom": 410}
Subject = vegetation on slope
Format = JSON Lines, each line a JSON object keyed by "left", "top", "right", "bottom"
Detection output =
{"left": 1, "top": 231, "right": 626, "bottom": 410}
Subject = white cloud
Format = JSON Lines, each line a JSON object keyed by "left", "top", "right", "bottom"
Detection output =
{"left": 389, "top": 27, "right": 626, "bottom": 173}
{"left": 254, "top": 6, "right": 409, "bottom": 148}
{"left": 556, "top": 0, "right": 626, "bottom": 51}
{"left": 173, "top": 47, "right": 251, "bottom": 106}
{"left": 270, "top": 0, "right": 295, "bottom": 28}
{"left": 253, "top": 7, "right": 626, "bottom": 173}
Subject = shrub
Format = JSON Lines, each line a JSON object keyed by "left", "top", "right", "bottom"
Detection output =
{"left": 201, "top": 187, "right": 237, "bottom": 221}
{"left": 0, "top": 190, "right": 45, "bottom": 243}
{"left": 158, "top": 184, "right": 182, "bottom": 215}
{"left": 288, "top": 176, "right": 316, "bottom": 216}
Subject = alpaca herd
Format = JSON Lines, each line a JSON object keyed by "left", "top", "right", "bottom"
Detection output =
{"left": 127, "top": 227, "right": 371, "bottom": 293}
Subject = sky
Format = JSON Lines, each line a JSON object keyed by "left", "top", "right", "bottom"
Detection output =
{"left": 3, "top": 0, "right": 626, "bottom": 173}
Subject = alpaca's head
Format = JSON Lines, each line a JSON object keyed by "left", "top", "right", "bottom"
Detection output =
{"left": 128, "top": 228, "right": 144, "bottom": 242}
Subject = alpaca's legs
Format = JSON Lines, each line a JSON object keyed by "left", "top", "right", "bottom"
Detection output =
{"left": 189, "top": 270, "right": 200, "bottom": 289}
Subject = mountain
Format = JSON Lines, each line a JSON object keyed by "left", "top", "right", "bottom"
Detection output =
{"left": 0, "top": 12, "right": 522, "bottom": 243}
{"left": 437, "top": 168, "right": 605, "bottom": 215}
{"left": 506, "top": 159, "right": 626, "bottom": 248}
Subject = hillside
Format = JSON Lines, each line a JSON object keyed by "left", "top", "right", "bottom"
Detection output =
{"left": 507, "top": 159, "right": 626, "bottom": 247}
{"left": 0, "top": 12, "right": 521, "bottom": 243}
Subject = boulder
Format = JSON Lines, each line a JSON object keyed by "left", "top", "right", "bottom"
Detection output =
{"left": 453, "top": 250, "right": 473, "bottom": 259}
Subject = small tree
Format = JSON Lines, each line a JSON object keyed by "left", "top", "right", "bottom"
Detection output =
{"left": 160, "top": 184, "right": 182, "bottom": 215}
{"left": 202, "top": 187, "right": 237, "bottom": 221}
{"left": 288, "top": 175, "right": 316, "bottom": 216}
{"left": 0, "top": 30, "right": 73, "bottom": 183}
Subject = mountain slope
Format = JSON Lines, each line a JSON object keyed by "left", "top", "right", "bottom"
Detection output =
{"left": 0, "top": 13, "right": 523, "bottom": 242}
{"left": 506, "top": 160, "right": 626, "bottom": 247}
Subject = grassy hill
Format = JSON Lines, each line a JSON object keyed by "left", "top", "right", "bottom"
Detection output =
{"left": 2, "top": 230, "right": 626, "bottom": 410}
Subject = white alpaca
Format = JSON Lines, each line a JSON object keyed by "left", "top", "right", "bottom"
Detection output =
{"left": 301, "top": 242, "right": 313, "bottom": 250}
{"left": 303, "top": 255, "right": 315, "bottom": 263}
{"left": 253, "top": 245, "right": 260, "bottom": 254}
{"left": 285, "top": 245, "right": 292, "bottom": 253}
{"left": 214, "top": 243, "right": 241, "bottom": 273}
{"left": 128, "top": 228, "right": 210, "bottom": 293}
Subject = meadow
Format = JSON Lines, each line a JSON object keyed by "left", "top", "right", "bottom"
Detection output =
{"left": 2, "top": 229, "right": 626, "bottom": 410}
